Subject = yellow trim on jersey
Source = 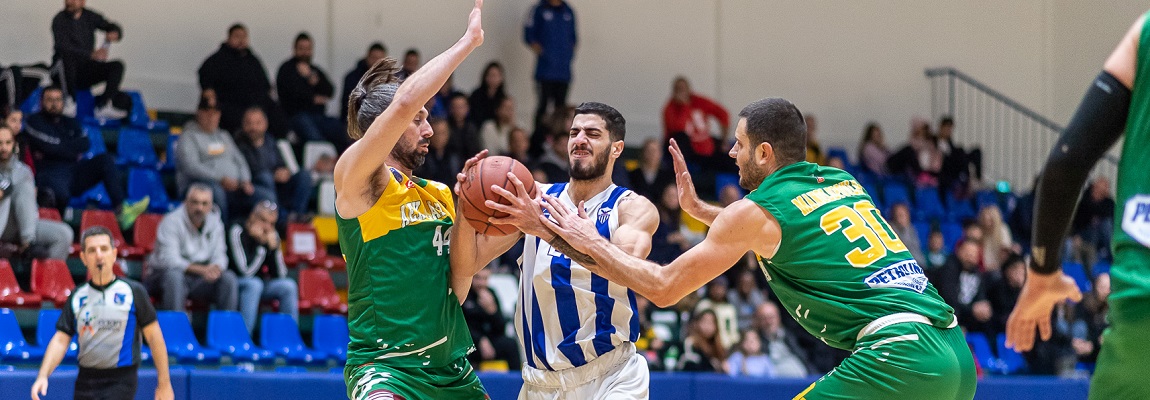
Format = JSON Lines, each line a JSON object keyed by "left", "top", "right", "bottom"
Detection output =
{"left": 793, "top": 382, "right": 816, "bottom": 400}
{"left": 356, "top": 169, "right": 457, "bottom": 243}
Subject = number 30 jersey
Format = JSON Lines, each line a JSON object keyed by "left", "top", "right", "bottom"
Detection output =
{"left": 745, "top": 162, "right": 956, "bottom": 350}
{"left": 336, "top": 168, "right": 473, "bottom": 368}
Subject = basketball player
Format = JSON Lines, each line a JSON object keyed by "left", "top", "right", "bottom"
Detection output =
{"left": 451, "top": 102, "right": 660, "bottom": 399}
{"left": 537, "top": 98, "right": 976, "bottom": 399}
{"left": 1007, "top": 12, "right": 1150, "bottom": 399}
{"left": 334, "top": 1, "right": 490, "bottom": 399}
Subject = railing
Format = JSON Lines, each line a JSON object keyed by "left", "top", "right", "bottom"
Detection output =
{"left": 925, "top": 67, "right": 1119, "bottom": 191}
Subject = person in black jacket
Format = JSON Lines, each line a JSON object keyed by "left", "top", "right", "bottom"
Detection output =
{"left": 460, "top": 269, "right": 520, "bottom": 370}
{"left": 198, "top": 24, "right": 289, "bottom": 135}
{"left": 23, "top": 87, "right": 147, "bottom": 228}
{"left": 986, "top": 255, "right": 1026, "bottom": 338}
{"left": 228, "top": 201, "right": 298, "bottom": 333}
{"left": 235, "top": 107, "right": 313, "bottom": 226}
{"left": 276, "top": 32, "right": 348, "bottom": 152}
{"left": 928, "top": 240, "right": 994, "bottom": 337}
{"left": 340, "top": 42, "right": 387, "bottom": 121}
{"left": 51, "top": 0, "right": 128, "bottom": 118}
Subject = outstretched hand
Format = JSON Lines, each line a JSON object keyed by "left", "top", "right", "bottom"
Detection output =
{"left": 669, "top": 139, "right": 703, "bottom": 214}
{"left": 1005, "top": 270, "right": 1083, "bottom": 351}
{"left": 538, "top": 195, "right": 599, "bottom": 255}
{"left": 488, "top": 173, "right": 546, "bottom": 237}
{"left": 464, "top": 0, "right": 485, "bottom": 49}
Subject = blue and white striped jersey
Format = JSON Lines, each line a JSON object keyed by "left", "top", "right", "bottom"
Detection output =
{"left": 515, "top": 183, "right": 640, "bottom": 371}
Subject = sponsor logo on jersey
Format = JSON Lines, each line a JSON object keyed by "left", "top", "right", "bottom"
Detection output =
{"left": 864, "top": 260, "right": 928, "bottom": 293}
{"left": 399, "top": 200, "right": 450, "bottom": 227}
{"left": 597, "top": 207, "right": 612, "bottom": 224}
{"left": 78, "top": 296, "right": 88, "bottom": 308}
{"left": 1122, "top": 195, "right": 1150, "bottom": 248}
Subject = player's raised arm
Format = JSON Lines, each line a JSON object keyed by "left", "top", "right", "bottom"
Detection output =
{"left": 609, "top": 193, "right": 659, "bottom": 258}
{"left": 541, "top": 196, "right": 774, "bottom": 307}
{"left": 335, "top": 0, "right": 484, "bottom": 217}
{"left": 450, "top": 151, "right": 522, "bottom": 301}
{"left": 669, "top": 138, "right": 723, "bottom": 226}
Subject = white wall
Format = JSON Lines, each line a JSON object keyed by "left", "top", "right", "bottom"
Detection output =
{"left": 1, "top": 0, "right": 1144, "bottom": 150}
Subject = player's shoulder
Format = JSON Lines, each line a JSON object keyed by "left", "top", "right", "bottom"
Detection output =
{"left": 617, "top": 191, "right": 657, "bottom": 213}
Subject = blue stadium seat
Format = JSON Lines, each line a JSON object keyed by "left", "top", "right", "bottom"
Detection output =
{"left": 68, "top": 182, "right": 113, "bottom": 210}
{"left": 945, "top": 193, "right": 977, "bottom": 222}
{"left": 19, "top": 86, "right": 43, "bottom": 115}
{"left": 35, "top": 309, "right": 77, "bottom": 363}
{"left": 913, "top": 187, "right": 946, "bottom": 223}
{"left": 882, "top": 181, "right": 911, "bottom": 208}
{"left": 1093, "top": 261, "right": 1111, "bottom": 277}
{"left": 160, "top": 133, "right": 179, "bottom": 172}
{"left": 714, "top": 173, "right": 743, "bottom": 200}
{"left": 912, "top": 222, "right": 931, "bottom": 251}
{"left": 125, "top": 90, "right": 169, "bottom": 131}
{"left": 275, "top": 366, "right": 309, "bottom": 373}
{"left": 964, "top": 332, "right": 997, "bottom": 373}
{"left": 206, "top": 311, "right": 275, "bottom": 364}
{"left": 0, "top": 308, "right": 42, "bottom": 362}
{"left": 74, "top": 89, "right": 121, "bottom": 128}
{"left": 116, "top": 127, "right": 160, "bottom": 168}
{"left": 827, "top": 147, "right": 850, "bottom": 165}
{"left": 939, "top": 222, "right": 964, "bottom": 253}
{"left": 996, "top": 333, "right": 1028, "bottom": 374}
{"left": 312, "top": 314, "right": 349, "bottom": 363}
{"left": 975, "top": 190, "right": 998, "bottom": 212}
{"left": 1062, "top": 262, "right": 1092, "bottom": 293}
{"left": 127, "top": 167, "right": 175, "bottom": 213}
{"left": 82, "top": 124, "right": 107, "bottom": 160}
{"left": 156, "top": 311, "right": 221, "bottom": 364}
{"left": 260, "top": 313, "right": 327, "bottom": 365}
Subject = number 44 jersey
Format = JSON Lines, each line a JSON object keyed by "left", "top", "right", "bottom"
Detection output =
{"left": 745, "top": 162, "right": 956, "bottom": 350}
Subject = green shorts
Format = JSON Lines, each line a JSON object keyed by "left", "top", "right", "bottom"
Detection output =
{"left": 795, "top": 322, "right": 976, "bottom": 400}
{"left": 345, "top": 356, "right": 488, "bottom": 400}
{"left": 1090, "top": 313, "right": 1150, "bottom": 399}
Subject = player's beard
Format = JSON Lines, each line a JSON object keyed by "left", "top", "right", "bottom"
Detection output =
{"left": 737, "top": 157, "right": 768, "bottom": 191}
{"left": 569, "top": 143, "right": 610, "bottom": 181}
{"left": 392, "top": 135, "right": 430, "bottom": 171}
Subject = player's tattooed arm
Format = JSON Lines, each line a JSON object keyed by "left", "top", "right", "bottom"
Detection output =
{"left": 545, "top": 234, "right": 599, "bottom": 266}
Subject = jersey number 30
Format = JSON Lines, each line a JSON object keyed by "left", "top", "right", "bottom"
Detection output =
{"left": 819, "top": 200, "right": 907, "bottom": 268}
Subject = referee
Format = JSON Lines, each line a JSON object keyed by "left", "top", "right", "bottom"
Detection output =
{"left": 31, "top": 226, "right": 173, "bottom": 400}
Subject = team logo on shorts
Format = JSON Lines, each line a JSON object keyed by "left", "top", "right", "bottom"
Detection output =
{"left": 864, "top": 260, "right": 928, "bottom": 293}
{"left": 597, "top": 207, "right": 612, "bottom": 224}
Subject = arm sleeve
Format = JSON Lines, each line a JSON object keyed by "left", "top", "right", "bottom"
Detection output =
{"left": 228, "top": 224, "right": 261, "bottom": 277}
{"left": 228, "top": 137, "right": 252, "bottom": 182}
{"left": 56, "top": 295, "right": 76, "bottom": 335}
{"left": 316, "top": 69, "right": 335, "bottom": 98}
{"left": 523, "top": 6, "right": 541, "bottom": 45}
{"left": 276, "top": 62, "right": 310, "bottom": 109}
{"left": 51, "top": 14, "right": 90, "bottom": 60}
{"left": 1030, "top": 71, "right": 1129, "bottom": 274}
{"left": 152, "top": 217, "right": 192, "bottom": 273}
{"left": 22, "top": 119, "right": 87, "bottom": 160}
{"left": 12, "top": 165, "right": 38, "bottom": 245}
{"left": 175, "top": 133, "right": 218, "bottom": 181}
{"left": 198, "top": 55, "right": 219, "bottom": 91}
{"left": 131, "top": 282, "right": 157, "bottom": 327}
{"left": 695, "top": 95, "right": 730, "bottom": 128}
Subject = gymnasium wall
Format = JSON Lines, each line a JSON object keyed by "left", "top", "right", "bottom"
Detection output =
{"left": 1, "top": 1, "right": 1145, "bottom": 151}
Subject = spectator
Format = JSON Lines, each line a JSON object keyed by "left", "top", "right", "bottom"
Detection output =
{"left": 23, "top": 86, "right": 147, "bottom": 227}
{"left": 649, "top": 184, "right": 691, "bottom": 264}
{"left": 51, "top": 0, "right": 128, "bottom": 119}
{"left": 825, "top": 156, "right": 846, "bottom": 171}
{"left": 478, "top": 96, "right": 517, "bottom": 156}
{"left": 228, "top": 201, "right": 298, "bottom": 333}
{"left": 629, "top": 138, "right": 675, "bottom": 200}
{"left": 857, "top": 122, "right": 889, "bottom": 176}
{"left": 341, "top": 42, "right": 387, "bottom": 120}
{"left": 936, "top": 116, "right": 982, "bottom": 196}
{"left": 235, "top": 107, "right": 313, "bottom": 224}
{"left": 414, "top": 118, "right": 461, "bottom": 185}
{"left": 524, "top": 0, "right": 578, "bottom": 130}
{"left": 662, "top": 76, "right": 730, "bottom": 168}
{"left": 0, "top": 125, "right": 73, "bottom": 259}
{"left": 1009, "top": 176, "right": 1039, "bottom": 254}
{"left": 146, "top": 184, "right": 239, "bottom": 312}
{"left": 728, "top": 270, "right": 766, "bottom": 332}
{"left": 1075, "top": 273, "right": 1109, "bottom": 364}
{"left": 428, "top": 73, "right": 462, "bottom": 121}
{"left": 977, "top": 205, "right": 1013, "bottom": 272}
{"left": 924, "top": 230, "right": 949, "bottom": 270}
{"left": 396, "top": 48, "right": 420, "bottom": 81}
{"left": 276, "top": 32, "right": 348, "bottom": 151}
{"left": 752, "top": 302, "right": 813, "bottom": 378}
{"left": 460, "top": 269, "right": 521, "bottom": 370}
{"left": 928, "top": 240, "right": 992, "bottom": 336}
{"left": 447, "top": 93, "right": 481, "bottom": 157}
{"left": 1070, "top": 177, "right": 1115, "bottom": 270}
{"left": 804, "top": 114, "right": 825, "bottom": 165}
{"left": 678, "top": 309, "right": 727, "bottom": 373}
{"left": 198, "top": 24, "right": 289, "bottom": 134}
{"left": 176, "top": 97, "right": 260, "bottom": 221}
{"left": 694, "top": 276, "right": 740, "bottom": 350}
{"left": 887, "top": 117, "right": 941, "bottom": 186}
{"left": 986, "top": 255, "right": 1025, "bottom": 337}
{"left": 2, "top": 109, "right": 36, "bottom": 174}
{"left": 468, "top": 62, "right": 507, "bottom": 126}
{"left": 889, "top": 202, "right": 924, "bottom": 263}
{"left": 504, "top": 126, "right": 530, "bottom": 163}
{"left": 725, "top": 329, "right": 776, "bottom": 378}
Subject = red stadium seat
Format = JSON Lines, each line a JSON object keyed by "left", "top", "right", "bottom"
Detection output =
{"left": 38, "top": 208, "right": 62, "bottom": 222}
{"left": 31, "top": 259, "right": 76, "bottom": 307}
{"left": 284, "top": 223, "right": 345, "bottom": 270}
{"left": 77, "top": 210, "right": 145, "bottom": 259}
{"left": 0, "top": 259, "right": 42, "bottom": 307}
{"left": 133, "top": 213, "right": 163, "bottom": 254}
{"left": 298, "top": 268, "right": 347, "bottom": 314}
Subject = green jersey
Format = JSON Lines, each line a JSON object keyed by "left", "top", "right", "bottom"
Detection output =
{"left": 1110, "top": 12, "right": 1150, "bottom": 324}
{"left": 337, "top": 168, "right": 472, "bottom": 368}
{"left": 746, "top": 162, "right": 956, "bottom": 350}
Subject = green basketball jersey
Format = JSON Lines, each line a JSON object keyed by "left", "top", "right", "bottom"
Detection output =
{"left": 1108, "top": 13, "right": 1150, "bottom": 324}
{"left": 337, "top": 168, "right": 473, "bottom": 368}
{"left": 745, "top": 162, "right": 956, "bottom": 350}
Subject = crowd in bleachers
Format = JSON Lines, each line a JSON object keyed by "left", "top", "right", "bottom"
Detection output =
{"left": 0, "top": 0, "right": 1114, "bottom": 381}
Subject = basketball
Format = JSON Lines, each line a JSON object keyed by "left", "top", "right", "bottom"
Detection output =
{"left": 458, "top": 156, "right": 538, "bottom": 236}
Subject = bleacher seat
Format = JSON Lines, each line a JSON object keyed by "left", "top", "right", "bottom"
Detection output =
{"left": 156, "top": 311, "right": 222, "bottom": 364}
{"left": 206, "top": 311, "right": 275, "bottom": 364}
{"left": 116, "top": 127, "right": 160, "bottom": 168}
{"left": 299, "top": 268, "right": 348, "bottom": 314}
{"left": 38, "top": 208, "right": 62, "bottom": 222}
{"left": 975, "top": 190, "right": 999, "bottom": 212}
{"left": 965, "top": 332, "right": 997, "bottom": 374}
{"left": 881, "top": 181, "right": 911, "bottom": 207}
{"left": 913, "top": 187, "right": 946, "bottom": 223}
{"left": 939, "top": 222, "right": 964, "bottom": 253}
{"left": 31, "top": 259, "right": 75, "bottom": 307}
{"left": 19, "top": 86, "right": 43, "bottom": 115}
{"left": 77, "top": 209, "right": 145, "bottom": 259}
{"left": 945, "top": 193, "right": 977, "bottom": 222}
{"left": 161, "top": 133, "right": 179, "bottom": 172}
{"left": 75, "top": 89, "right": 121, "bottom": 128}
{"left": 128, "top": 168, "right": 175, "bottom": 213}
{"left": 0, "top": 308, "right": 42, "bottom": 362}
{"left": 125, "top": 90, "right": 169, "bottom": 131}
{"left": 912, "top": 222, "right": 931, "bottom": 252}
{"left": 0, "top": 260, "right": 41, "bottom": 307}
{"left": 34, "top": 309, "right": 78, "bottom": 363}
{"left": 259, "top": 313, "right": 327, "bottom": 365}
{"left": 285, "top": 223, "right": 345, "bottom": 270}
{"left": 714, "top": 173, "right": 743, "bottom": 200}
{"left": 1063, "top": 262, "right": 1092, "bottom": 293}
{"left": 996, "top": 333, "right": 1027, "bottom": 374}
{"left": 68, "top": 182, "right": 113, "bottom": 210}
{"left": 826, "top": 147, "right": 850, "bottom": 165}
{"left": 133, "top": 213, "right": 164, "bottom": 254}
{"left": 1093, "top": 261, "right": 1111, "bottom": 277}
{"left": 311, "top": 314, "right": 349, "bottom": 363}
{"left": 82, "top": 124, "right": 107, "bottom": 160}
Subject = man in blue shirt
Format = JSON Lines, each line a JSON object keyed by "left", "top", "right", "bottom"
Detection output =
{"left": 524, "top": 0, "right": 577, "bottom": 134}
